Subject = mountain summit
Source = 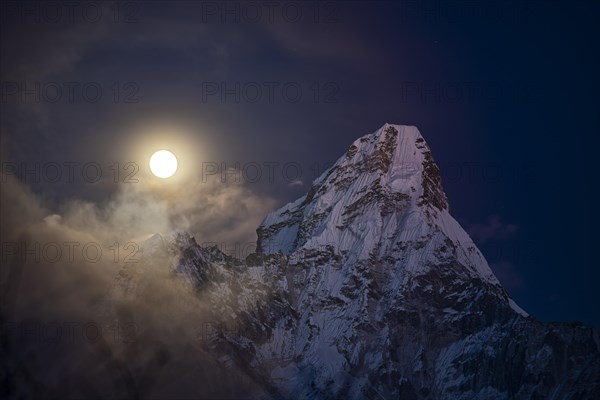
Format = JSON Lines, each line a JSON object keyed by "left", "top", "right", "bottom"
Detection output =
{"left": 112, "top": 124, "right": 599, "bottom": 399}
{"left": 258, "top": 124, "right": 521, "bottom": 312}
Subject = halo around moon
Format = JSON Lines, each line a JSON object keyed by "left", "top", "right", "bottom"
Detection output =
{"left": 149, "top": 150, "right": 178, "bottom": 178}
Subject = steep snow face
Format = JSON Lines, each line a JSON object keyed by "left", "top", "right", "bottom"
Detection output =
{"left": 103, "top": 124, "right": 600, "bottom": 400}
{"left": 257, "top": 124, "right": 503, "bottom": 289}
{"left": 105, "top": 124, "right": 600, "bottom": 400}
{"left": 243, "top": 124, "right": 544, "bottom": 398}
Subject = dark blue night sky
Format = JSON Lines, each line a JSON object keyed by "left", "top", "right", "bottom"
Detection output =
{"left": 1, "top": 0, "right": 599, "bottom": 327}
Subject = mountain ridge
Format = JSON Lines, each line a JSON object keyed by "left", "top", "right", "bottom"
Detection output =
{"left": 110, "top": 123, "right": 599, "bottom": 399}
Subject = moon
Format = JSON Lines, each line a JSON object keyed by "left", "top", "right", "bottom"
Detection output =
{"left": 149, "top": 150, "right": 178, "bottom": 178}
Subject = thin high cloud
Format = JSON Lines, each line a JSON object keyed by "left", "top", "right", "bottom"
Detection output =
{"left": 468, "top": 215, "right": 518, "bottom": 244}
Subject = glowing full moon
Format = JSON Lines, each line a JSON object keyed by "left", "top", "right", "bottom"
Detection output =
{"left": 149, "top": 150, "right": 178, "bottom": 178}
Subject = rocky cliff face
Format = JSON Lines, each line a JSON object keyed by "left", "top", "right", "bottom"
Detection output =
{"left": 114, "top": 124, "right": 600, "bottom": 399}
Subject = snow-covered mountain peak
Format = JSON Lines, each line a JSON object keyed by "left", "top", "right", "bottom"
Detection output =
{"left": 304, "top": 123, "right": 447, "bottom": 209}
{"left": 256, "top": 124, "right": 488, "bottom": 278}
{"left": 102, "top": 124, "right": 599, "bottom": 400}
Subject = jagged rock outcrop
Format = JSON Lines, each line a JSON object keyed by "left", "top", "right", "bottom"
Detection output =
{"left": 114, "top": 124, "right": 600, "bottom": 399}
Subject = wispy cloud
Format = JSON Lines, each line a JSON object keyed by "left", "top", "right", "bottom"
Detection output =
{"left": 0, "top": 174, "right": 275, "bottom": 398}
{"left": 468, "top": 215, "right": 518, "bottom": 244}
{"left": 288, "top": 179, "right": 304, "bottom": 187}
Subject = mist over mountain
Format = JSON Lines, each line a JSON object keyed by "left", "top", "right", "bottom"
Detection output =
{"left": 2, "top": 124, "right": 599, "bottom": 399}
